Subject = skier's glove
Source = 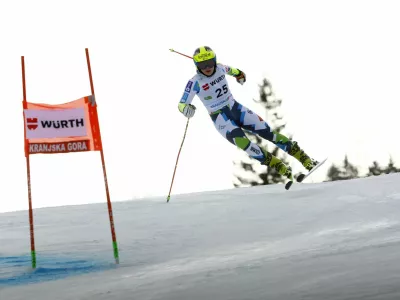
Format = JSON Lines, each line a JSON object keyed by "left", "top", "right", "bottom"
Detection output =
{"left": 181, "top": 104, "right": 196, "bottom": 118}
{"left": 234, "top": 69, "right": 246, "bottom": 85}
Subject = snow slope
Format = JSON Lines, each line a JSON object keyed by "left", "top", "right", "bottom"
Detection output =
{"left": 1, "top": 174, "right": 400, "bottom": 300}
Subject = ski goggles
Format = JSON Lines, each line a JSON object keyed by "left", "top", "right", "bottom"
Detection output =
{"left": 196, "top": 58, "right": 216, "bottom": 70}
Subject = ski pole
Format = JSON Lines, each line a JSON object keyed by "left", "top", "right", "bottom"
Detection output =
{"left": 169, "top": 48, "right": 224, "bottom": 65}
{"left": 167, "top": 118, "right": 190, "bottom": 203}
{"left": 169, "top": 48, "right": 193, "bottom": 59}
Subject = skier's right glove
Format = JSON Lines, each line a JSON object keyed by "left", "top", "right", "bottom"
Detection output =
{"left": 179, "top": 103, "right": 196, "bottom": 118}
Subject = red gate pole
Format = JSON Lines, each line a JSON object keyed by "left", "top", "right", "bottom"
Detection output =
{"left": 85, "top": 48, "right": 119, "bottom": 264}
{"left": 21, "top": 56, "right": 36, "bottom": 269}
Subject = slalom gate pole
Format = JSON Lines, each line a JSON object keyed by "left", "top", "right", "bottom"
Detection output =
{"left": 21, "top": 56, "right": 37, "bottom": 269}
{"left": 85, "top": 48, "right": 120, "bottom": 264}
{"left": 167, "top": 118, "right": 190, "bottom": 203}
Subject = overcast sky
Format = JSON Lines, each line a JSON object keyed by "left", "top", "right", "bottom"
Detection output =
{"left": 0, "top": 0, "right": 399, "bottom": 212}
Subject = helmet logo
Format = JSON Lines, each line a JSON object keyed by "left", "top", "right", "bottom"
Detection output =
{"left": 197, "top": 53, "right": 212, "bottom": 60}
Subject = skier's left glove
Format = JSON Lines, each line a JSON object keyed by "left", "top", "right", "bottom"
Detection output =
{"left": 234, "top": 69, "right": 246, "bottom": 85}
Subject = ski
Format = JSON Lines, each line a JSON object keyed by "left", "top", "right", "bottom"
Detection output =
{"left": 285, "top": 157, "right": 328, "bottom": 190}
{"left": 285, "top": 180, "right": 293, "bottom": 190}
{"left": 297, "top": 157, "right": 328, "bottom": 183}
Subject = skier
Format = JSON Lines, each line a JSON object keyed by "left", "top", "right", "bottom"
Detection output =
{"left": 178, "top": 46, "right": 318, "bottom": 185}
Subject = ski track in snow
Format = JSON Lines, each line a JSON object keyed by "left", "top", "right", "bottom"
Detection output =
{"left": 1, "top": 173, "right": 400, "bottom": 299}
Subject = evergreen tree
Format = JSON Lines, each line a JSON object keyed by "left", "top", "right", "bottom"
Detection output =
{"left": 326, "top": 164, "right": 341, "bottom": 181}
{"left": 326, "top": 155, "right": 359, "bottom": 181}
{"left": 384, "top": 156, "right": 400, "bottom": 174}
{"left": 367, "top": 161, "right": 383, "bottom": 176}
{"left": 233, "top": 78, "right": 291, "bottom": 187}
{"left": 367, "top": 156, "right": 400, "bottom": 176}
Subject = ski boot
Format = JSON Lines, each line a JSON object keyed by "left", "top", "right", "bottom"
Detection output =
{"left": 276, "top": 161, "right": 295, "bottom": 190}
{"left": 288, "top": 141, "right": 319, "bottom": 171}
{"left": 288, "top": 141, "right": 319, "bottom": 182}
{"left": 273, "top": 133, "right": 318, "bottom": 173}
{"left": 303, "top": 157, "right": 319, "bottom": 172}
{"left": 262, "top": 151, "right": 294, "bottom": 190}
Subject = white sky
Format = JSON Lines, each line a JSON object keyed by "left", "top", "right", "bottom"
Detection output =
{"left": 1, "top": 0, "right": 400, "bottom": 213}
